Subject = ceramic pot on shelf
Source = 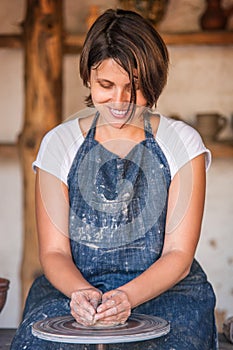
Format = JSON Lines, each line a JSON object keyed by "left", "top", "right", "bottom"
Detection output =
{"left": 0, "top": 278, "right": 10, "bottom": 313}
{"left": 196, "top": 112, "right": 227, "bottom": 143}
{"left": 118, "top": 0, "right": 169, "bottom": 26}
{"left": 200, "top": 0, "right": 233, "bottom": 30}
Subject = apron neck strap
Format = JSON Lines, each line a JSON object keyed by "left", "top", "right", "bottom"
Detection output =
{"left": 144, "top": 112, "right": 154, "bottom": 139}
{"left": 85, "top": 111, "right": 100, "bottom": 139}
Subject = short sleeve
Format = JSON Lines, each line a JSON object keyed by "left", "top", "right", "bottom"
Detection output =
{"left": 156, "top": 116, "right": 211, "bottom": 179}
{"left": 32, "top": 119, "right": 84, "bottom": 185}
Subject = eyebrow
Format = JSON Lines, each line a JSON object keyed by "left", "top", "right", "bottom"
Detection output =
{"left": 96, "top": 78, "right": 113, "bottom": 83}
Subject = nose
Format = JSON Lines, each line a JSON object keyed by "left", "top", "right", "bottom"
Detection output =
{"left": 113, "top": 87, "right": 130, "bottom": 104}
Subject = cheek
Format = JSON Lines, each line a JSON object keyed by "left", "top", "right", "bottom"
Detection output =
{"left": 136, "top": 92, "right": 147, "bottom": 106}
{"left": 91, "top": 87, "right": 111, "bottom": 104}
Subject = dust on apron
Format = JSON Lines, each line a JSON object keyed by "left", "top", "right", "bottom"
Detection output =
{"left": 67, "top": 112, "right": 171, "bottom": 291}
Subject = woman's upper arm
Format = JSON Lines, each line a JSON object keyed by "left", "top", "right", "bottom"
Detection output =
{"left": 162, "top": 153, "right": 206, "bottom": 265}
{"left": 35, "top": 168, "right": 71, "bottom": 260}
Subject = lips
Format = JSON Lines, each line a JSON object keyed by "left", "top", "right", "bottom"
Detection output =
{"left": 109, "top": 108, "right": 129, "bottom": 118}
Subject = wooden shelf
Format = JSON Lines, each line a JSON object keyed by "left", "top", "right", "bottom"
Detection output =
{"left": 161, "top": 31, "right": 233, "bottom": 46}
{"left": 1, "top": 141, "right": 233, "bottom": 159}
{"left": 65, "top": 31, "right": 233, "bottom": 52}
{"left": 206, "top": 141, "right": 233, "bottom": 158}
{"left": 0, "top": 34, "right": 23, "bottom": 49}
{"left": 0, "top": 143, "right": 18, "bottom": 159}
{"left": 0, "top": 31, "right": 233, "bottom": 52}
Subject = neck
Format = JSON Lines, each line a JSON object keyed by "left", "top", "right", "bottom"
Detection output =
{"left": 96, "top": 115, "right": 145, "bottom": 143}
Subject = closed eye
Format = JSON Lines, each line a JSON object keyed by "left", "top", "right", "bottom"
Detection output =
{"left": 97, "top": 79, "right": 114, "bottom": 89}
{"left": 96, "top": 78, "right": 139, "bottom": 91}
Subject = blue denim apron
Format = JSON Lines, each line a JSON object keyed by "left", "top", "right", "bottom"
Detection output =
{"left": 11, "top": 113, "right": 217, "bottom": 350}
{"left": 67, "top": 112, "right": 170, "bottom": 292}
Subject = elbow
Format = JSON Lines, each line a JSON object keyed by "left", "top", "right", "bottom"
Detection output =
{"left": 161, "top": 249, "right": 195, "bottom": 285}
{"left": 170, "top": 250, "right": 193, "bottom": 282}
{"left": 178, "top": 256, "right": 194, "bottom": 282}
{"left": 39, "top": 251, "right": 47, "bottom": 273}
{"left": 180, "top": 264, "right": 191, "bottom": 280}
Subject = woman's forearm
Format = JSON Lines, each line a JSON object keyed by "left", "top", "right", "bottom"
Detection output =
{"left": 40, "top": 251, "right": 93, "bottom": 298}
{"left": 119, "top": 249, "right": 192, "bottom": 309}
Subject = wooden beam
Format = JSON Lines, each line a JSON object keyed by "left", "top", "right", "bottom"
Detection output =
{"left": 18, "top": 0, "right": 63, "bottom": 308}
{"left": 1, "top": 31, "right": 233, "bottom": 52}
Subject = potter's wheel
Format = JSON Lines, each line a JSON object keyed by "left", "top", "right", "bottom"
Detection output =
{"left": 32, "top": 313, "right": 170, "bottom": 344}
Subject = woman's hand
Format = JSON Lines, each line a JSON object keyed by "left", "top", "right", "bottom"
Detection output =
{"left": 70, "top": 288, "right": 102, "bottom": 326}
{"left": 71, "top": 288, "right": 131, "bottom": 327}
{"left": 94, "top": 289, "right": 131, "bottom": 326}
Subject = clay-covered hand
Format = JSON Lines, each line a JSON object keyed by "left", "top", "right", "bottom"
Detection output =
{"left": 70, "top": 287, "right": 102, "bottom": 326}
{"left": 94, "top": 289, "right": 131, "bottom": 326}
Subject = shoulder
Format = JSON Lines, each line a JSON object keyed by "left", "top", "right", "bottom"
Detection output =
{"left": 37, "top": 117, "right": 84, "bottom": 163}
{"left": 39, "top": 107, "right": 97, "bottom": 149}
{"left": 158, "top": 115, "right": 202, "bottom": 148}
{"left": 42, "top": 117, "right": 82, "bottom": 144}
{"left": 156, "top": 115, "right": 211, "bottom": 179}
{"left": 33, "top": 117, "right": 84, "bottom": 185}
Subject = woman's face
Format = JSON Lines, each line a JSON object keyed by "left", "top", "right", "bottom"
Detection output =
{"left": 90, "top": 58, "right": 147, "bottom": 128}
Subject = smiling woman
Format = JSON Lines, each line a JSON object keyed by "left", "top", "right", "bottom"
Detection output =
{"left": 88, "top": 58, "right": 145, "bottom": 113}
{"left": 80, "top": 8, "right": 169, "bottom": 109}
{"left": 10, "top": 8, "right": 217, "bottom": 350}
{"left": 89, "top": 59, "right": 147, "bottom": 130}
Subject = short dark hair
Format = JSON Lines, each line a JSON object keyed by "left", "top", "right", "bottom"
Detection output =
{"left": 80, "top": 8, "right": 169, "bottom": 108}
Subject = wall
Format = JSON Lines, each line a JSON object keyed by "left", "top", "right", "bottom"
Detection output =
{"left": 0, "top": 0, "right": 233, "bottom": 328}
{"left": 197, "top": 158, "right": 233, "bottom": 321}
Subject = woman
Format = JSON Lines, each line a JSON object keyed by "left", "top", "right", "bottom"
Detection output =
{"left": 11, "top": 8, "right": 217, "bottom": 349}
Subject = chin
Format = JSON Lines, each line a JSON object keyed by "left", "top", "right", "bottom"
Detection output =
{"left": 97, "top": 104, "right": 138, "bottom": 127}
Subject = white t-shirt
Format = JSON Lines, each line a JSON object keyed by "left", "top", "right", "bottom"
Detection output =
{"left": 33, "top": 112, "right": 211, "bottom": 185}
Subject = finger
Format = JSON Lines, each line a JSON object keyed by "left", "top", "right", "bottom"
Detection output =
{"left": 70, "top": 303, "right": 94, "bottom": 325}
{"left": 95, "top": 300, "right": 131, "bottom": 322}
{"left": 72, "top": 288, "right": 102, "bottom": 304}
{"left": 70, "top": 297, "right": 97, "bottom": 325}
{"left": 71, "top": 309, "right": 95, "bottom": 326}
{"left": 98, "top": 305, "right": 118, "bottom": 318}
{"left": 101, "top": 289, "right": 128, "bottom": 306}
{"left": 90, "top": 296, "right": 102, "bottom": 310}
{"left": 97, "top": 293, "right": 130, "bottom": 314}
{"left": 94, "top": 308, "right": 130, "bottom": 325}
{"left": 72, "top": 298, "right": 96, "bottom": 316}
{"left": 72, "top": 291, "right": 98, "bottom": 315}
